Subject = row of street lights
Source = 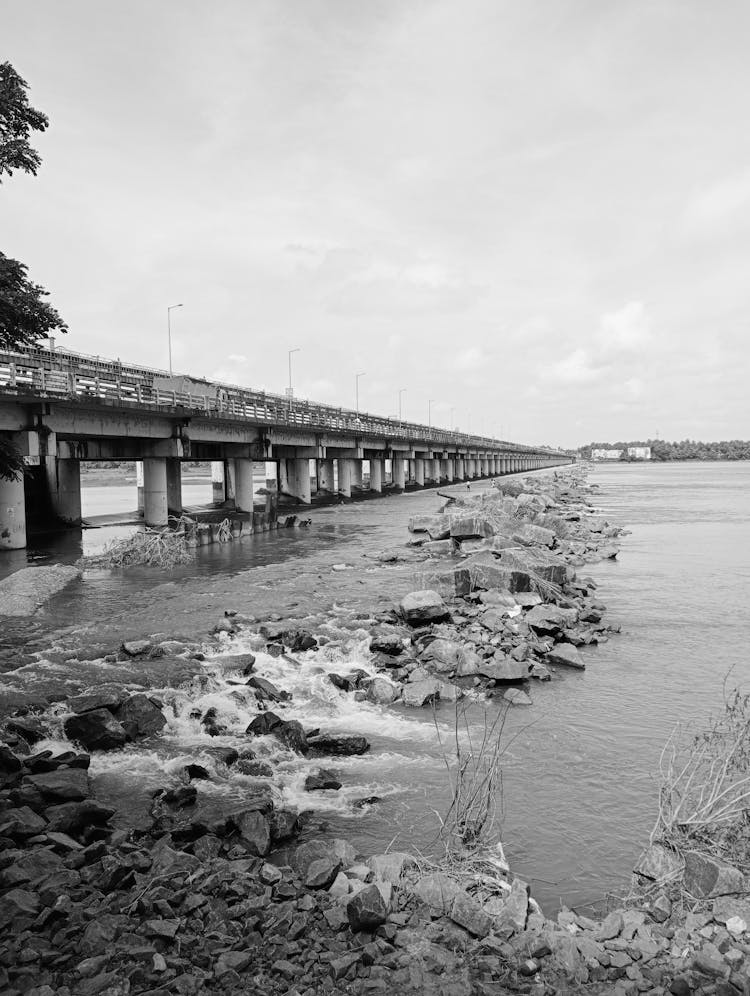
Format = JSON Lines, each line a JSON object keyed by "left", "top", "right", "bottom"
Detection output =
{"left": 167, "top": 315, "right": 490, "bottom": 436}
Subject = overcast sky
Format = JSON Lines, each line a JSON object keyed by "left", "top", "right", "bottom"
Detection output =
{"left": 3, "top": 1, "right": 749, "bottom": 447}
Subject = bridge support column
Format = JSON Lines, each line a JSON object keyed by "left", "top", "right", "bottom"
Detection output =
{"left": 234, "top": 458, "right": 255, "bottom": 512}
{"left": 136, "top": 460, "right": 144, "bottom": 513}
{"left": 290, "top": 458, "right": 312, "bottom": 504}
{"left": 369, "top": 459, "right": 383, "bottom": 492}
{"left": 211, "top": 461, "right": 226, "bottom": 502}
{"left": 445, "top": 459, "right": 454, "bottom": 482}
{"left": 337, "top": 459, "right": 353, "bottom": 498}
{"left": 455, "top": 458, "right": 464, "bottom": 480}
{"left": 392, "top": 458, "right": 406, "bottom": 490}
{"left": 414, "top": 458, "right": 425, "bottom": 486}
{"left": 350, "top": 460, "right": 363, "bottom": 490}
{"left": 428, "top": 459, "right": 440, "bottom": 484}
{"left": 408, "top": 459, "right": 416, "bottom": 483}
{"left": 143, "top": 458, "right": 168, "bottom": 527}
{"left": 46, "top": 457, "right": 82, "bottom": 525}
{"left": 166, "top": 459, "right": 182, "bottom": 518}
{"left": 0, "top": 473, "right": 27, "bottom": 550}
{"left": 317, "top": 458, "right": 335, "bottom": 493}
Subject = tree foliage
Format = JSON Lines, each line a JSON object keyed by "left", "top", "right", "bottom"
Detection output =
{"left": 0, "top": 62, "right": 48, "bottom": 181}
{"left": 0, "top": 252, "right": 68, "bottom": 350}
{"left": 580, "top": 439, "right": 750, "bottom": 461}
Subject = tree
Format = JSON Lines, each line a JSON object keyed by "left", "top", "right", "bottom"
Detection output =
{"left": 1, "top": 62, "right": 67, "bottom": 479}
{"left": 0, "top": 62, "right": 48, "bottom": 180}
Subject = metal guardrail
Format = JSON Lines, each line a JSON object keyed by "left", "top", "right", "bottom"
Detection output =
{"left": 0, "top": 345, "right": 568, "bottom": 456}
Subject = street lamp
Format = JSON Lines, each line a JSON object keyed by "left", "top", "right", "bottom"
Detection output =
{"left": 167, "top": 303, "right": 183, "bottom": 376}
{"left": 398, "top": 388, "right": 407, "bottom": 423}
{"left": 288, "top": 348, "right": 300, "bottom": 397}
{"left": 428, "top": 399, "right": 435, "bottom": 428}
{"left": 355, "top": 372, "right": 366, "bottom": 414}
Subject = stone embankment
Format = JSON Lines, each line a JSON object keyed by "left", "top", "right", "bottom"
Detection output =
{"left": 1, "top": 469, "right": 749, "bottom": 995}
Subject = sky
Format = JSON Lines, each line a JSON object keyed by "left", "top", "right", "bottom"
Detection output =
{"left": 2, "top": 0, "right": 749, "bottom": 448}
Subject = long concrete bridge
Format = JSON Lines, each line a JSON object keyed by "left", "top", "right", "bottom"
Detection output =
{"left": 0, "top": 345, "right": 572, "bottom": 550}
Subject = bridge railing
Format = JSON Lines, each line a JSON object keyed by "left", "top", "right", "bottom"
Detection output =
{"left": 0, "top": 345, "right": 567, "bottom": 457}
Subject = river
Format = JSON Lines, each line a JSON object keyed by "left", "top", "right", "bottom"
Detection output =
{"left": 1, "top": 461, "right": 748, "bottom": 913}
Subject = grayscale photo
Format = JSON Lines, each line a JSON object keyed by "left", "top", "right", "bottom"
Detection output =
{"left": 1, "top": 3, "right": 748, "bottom": 995}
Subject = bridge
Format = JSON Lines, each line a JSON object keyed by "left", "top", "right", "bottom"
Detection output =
{"left": 0, "top": 345, "right": 572, "bottom": 550}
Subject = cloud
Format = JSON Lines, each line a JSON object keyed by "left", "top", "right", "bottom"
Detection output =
{"left": 682, "top": 170, "right": 750, "bottom": 238}
{"left": 227, "top": 353, "right": 248, "bottom": 364}
{"left": 598, "top": 301, "right": 651, "bottom": 352}
{"left": 552, "top": 348, "right": 601, "bottom": 384}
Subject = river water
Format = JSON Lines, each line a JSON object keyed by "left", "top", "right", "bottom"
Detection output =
{"left": 1, "top": 461, "right": 748, "bottom": 913}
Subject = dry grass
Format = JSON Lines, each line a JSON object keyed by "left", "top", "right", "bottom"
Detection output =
{"left": 85, "top": 525, "right": 194, "bottom": 568}
{"left": 651, "top": 683, "right": 750, "bottom": 872}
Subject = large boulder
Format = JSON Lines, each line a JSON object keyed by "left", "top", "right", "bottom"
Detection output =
{"left": 114, "top": 694, "right": 167, "bottom": 738}
{"left": 449, "top": 515, "right": 495, "bottom": 540}
{"left": 477, "top": 655, "right": 529, "bottom": 683}
{"left": 512, "top": 523, "right": 556, "bottom": 548}
{"left": 24, "top": 768, "right": 89, "bottom": 801}
{"left": 525, "top": 604, "right": 578, "bottom": 636}
{"left": 454, "top": 647, "right": 484, "bottom": 677}
{"left": 63, "top": 709, "right": 127, "bottom": 751}
{"left": 546, "top": 643, "right": 585, "bottom": 670}
{"left": 399, "top": 590, "right": 450, "bottom": 626}
{"left": 44, "top": 799, "right": 115, "bottom": 835}
{"left": 295, "top": 840, "right": 342, "bottom": 889}
{"left": 369, "top": 634, "right": 405, "bottom": 656}
{"left": 683, "top": 852, "right": 745, "bottom": 898}
{"left": 408, "top": 515, "right": 450, "bottom": 540}
{"left": 420, "top": 638, "right": 462, "bottom": 671}
{"left": 347, "top": 884, "right": 388, "bottom": 931}
{"left": 67, "top": 686, "right": 127, "bottom": 714}
{"left": 413, "top": 872, "right": 461, "bottom": 914}
{"left": 365, "top": 678, "right": 397, "bottom": 705}
{"left": 450, "top": 891, "right": 491, "bottom": 937}
{"left": 246, "top": 711, "right": 308, "bottom": 753}
{"left": 231, "top": 808, "right": 271, "bottom": 856}
{"left": 401, "top": 679, "right": 440, "bottom": 707}
{"left": 463, "top": 553, "right": 531, "bottom": 594}
{"left": 307, "top": 734, "right": 370, "bottom": 755}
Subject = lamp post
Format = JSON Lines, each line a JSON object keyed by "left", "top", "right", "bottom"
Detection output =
{"left": 398, "top": 388, "right": 407, "bottom": 424}
{"left": 167, "top": 304, "right": 183, "bottom": 375}
{"left": 288, "top": 348, "right": 300, "bottom": 397}
{"left": 428, "top": 399, "right": 434, "bottom": 428}
{"left": 355, "top": 372, "right": 366, "bottom": 414}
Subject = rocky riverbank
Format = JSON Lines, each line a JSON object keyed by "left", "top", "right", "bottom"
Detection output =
{"left": 1, "top": 467, "right": 749, "bottom": 995}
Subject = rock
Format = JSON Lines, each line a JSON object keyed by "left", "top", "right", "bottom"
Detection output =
{"left": 547, "top": 643, "right": 585, "bottom": 669}
{"left": 329, "top": 952, "right": 361, "bottom": 980}
{"left": 424, "top": 539, "right": 455, "bottom": 557}
{"left": 0, "top": 888, "right": 40, "bottom": 925}
{"left": 512, "top": 523, "right": 556, "bottom": 548}
{"left": 477, "top": 655, "right": 529, "bottom": 683}
{"left": 503, "top": 688, "right": 532, "bottom": 706}
{"left": 684, "top": 851, "right": 745, "bottom": 898}
{"left": 284, "top": 629, "right": 318, "bottom": 652}
{"left": 450, "top": 515, "right": 495, "bottom": 540}
{"left": 25, "top": 768, "right": 89, "bottom": 800}
{"left": 401, "top": 679, "right": 440, "bottom": 707}
{"left": 595, "top": 910, "right": 624, "bottom": 941}
{"left": 122, "top": 639, "right": 152, "bottom": 656}
{"left": 246, "top": 675, "right": 287, "bottom": 703}
{"left": 44, "top": 799, "right": 115, "bottom": 835}
{"left": 367, "top": 852, "right": 416, "bottom": 885}
{"left": 365, "top": 677, "right": 397, "bottom": 705}
{"left": 399, "top": 590, "right": 451, "bottom": 626}
{"left": 455, "top": 646, "right": 484, "bottom": 676}
{"left": 409, "top": 515, "right": 450, "bottom": 539}
{"left": 305, "top": 769, "right": 342, "bottom": 791}
{"left": 246, "top": 711, "right": 308, "bottom": 753}
{"left": 63, "top": 709, "right": 128, "bottom": 751}
{"left": 113, "top": 694, "right": 166, "bottom": 737}
{"left": 529, "top": 662, "right": 552, "bottom": 681}
{"left": 216, "top": 951, "right": 254, "bottom": 975}
{"left": 369, "top": 634, "right": 404, "bottom": 656}
{"left": 295, "top": 840, "right": 342, "bottom": 889}
{"left": 235, "top": 759, "right": 273, "bottom": 777}
{"left": 420, "top": 638, "right": 462, "bottom": 670}
{"left": 307, "top": 734, "right": 370, "bottom": 755}
{"left": 347, "top": 883, "right": 388, "bottom": 931}
{"left": 450, "top": 891, "right": 491, "bottom": 937}
{"left": 67, "top": 686, "right": 127, "bottom": 714}
{"left": 270, "top": 809, "right": 299, "bottom": 843}
{"left": 5, "top": 715, "right": 47, "bottom": 743}
{"left": 0, "top": 564, "right": 81, "bottom": 617}
{"left": 633, "top": 843, "right": 684, "bottom": 883}
{"left": 413, "top": 872, "right": 461, "bottom": 914}
{"left": 0, "top": 805, "right": 47, "bottom": 838}
{"left": 525, "top": 604, "right": 578, "bottom": 635}
{"left": 232, "top": 809, "right": 271, "bottom": 855}
{"left": 497, "top": 877, "right": 530, "bottom": 933}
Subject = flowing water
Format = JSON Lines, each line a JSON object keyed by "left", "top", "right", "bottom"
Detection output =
{"left": 1, "top": 462, "right": 748, "bottom": 913}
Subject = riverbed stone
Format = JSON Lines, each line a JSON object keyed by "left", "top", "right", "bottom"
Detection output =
{"left": 401, "top": 679, "right": 440, "bottom": 707}
{"left": 547, "top": 642, "right": 585, "bottom": 669}
{"left": 684, "top": 852, "right": 745, "bottom": 898}
{"left": 420, "top": 638, "right": 462, "bottom": 670}
{"left": 477, "top": 655, "right": 529, "bottom": 683}
{"left": 365, "top": 677, "right": 397, "bottom": 705}
{"left": 413, "top": 872, "right": 462, "bottom": 914}
{"left": 113, "top": 694, "right": 167, "bottom": 738}
{"left": 307, "top": 733, "right": 370, "bottom": 755}
{"left": 450, "top": 891, "right": 491, "bottom": 937}
{"left": 305, "top": 768, "right": 342, "bottom": 791}
{"left": 369, "top": 633, "right": 405, "bottom": 656}
{"left": 399, "top": 590, "right": 451, "bottom": 625}
{"left": 67, "top": 686, "right": 127, "bottom": 714}
{"left": 63, "top": 709, "right": 128, "bottom": 751}
{"left": 295, "top": 840, "right": 342, "bottom": 889}
{"left": 25, "top": 768, "right": 89, "bottom": 800}
{"left": 525, "top": 604, "right": 578, "bottom": 635}
{"left": 347, "top": 883, "right": 389, "bottom": 931}
{"left": 232, "top": 809, "right": 271, "bottom": 855}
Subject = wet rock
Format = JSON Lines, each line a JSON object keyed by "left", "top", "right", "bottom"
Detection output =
{"left": 270, "top": 809, "right": 299, "bottom": 842}
{"left": 284, "top": 629, "right": 318, "bottom": 652}
{"left": 184, "top": 763, "right": 210, "bottom": 780}
{"left": 307, "top": 734, "right": 370, "bottom": 755}
{"left": 684, "top": 851, "right": 745, "bottom": 898}
{"left": 232, "top": 808, "right": 271, "bottom": 855}
{"left": 365, "top": 677, "right": 397, "bottom": 705}
{"left": 401, "top": 679, "right": 440, "bottom": 707}
{"left": 305, "top": 769, "right": 342, "bottom": 791}
{"left": 246, "top": 711, "right": 308, "bottom": 753}
{"left": 25, "top": 768, "right": 89, "bottom": 800}
{"left": 525, "top": 604, "right": 578, "bottom": 636}
{"left": 121, "top": 639, "right": 152, "bottom": 656}
{"left": 409, "top": 514, "right": 450, "bottom": 539}
{"left": 0, "top": 805, "right": 46, "bottom": 838}
{"left": 399, "top": 590, "right": 451, "bottom": 626}
{"left": 44, "top": 799, "right": 115, "bottom": 835}
{"left": 67, "top": 686, "right": 127, "bottom": 714}
{"left": 63, "top": 709, "right": 128, "bottom": 751}
{"left": 113, "top": 694, "right": 166, "bottom": 738}
{"left": 295, "top": 840, "right": 342, "bottom": 889}
{"left": 477, "top": 656, "right": 529, "bottom": 683}
{"left": 0, "top": 745, "right": 23, "bottom": 777}
{"left": 347, "top": 883, "right": 389, "bottom": 931}
{"left": 236, "top": 758, "right": 273, "bottom": 777}
{"left": 246, "top": 675, "right": 287, "bottom": 702}
{"left": 547, "top": 642, "right": 585, "bottom": 669}
{"left": 455, "top": 646, "right": 484, "bottom": 676}
{"left": 529, "top": 662, "right": 552, "bottom": 681}
{"left": 420, "top": 638, "right": 462, "bottom": 670}
{"left": 369, "top": 634, "right": 405, "bottom": 656}
{"left": 5, "top": 715, "right": 47, "bottom": 744}
{"left": 595, "top": 910, "right": 624, "bottom": 941}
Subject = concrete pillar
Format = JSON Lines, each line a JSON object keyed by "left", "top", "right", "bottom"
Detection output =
{"left": 369, "top": 459, "right": 383, "bottom": 492}
{"left": 415, "top": 458, "right": 425, "bottom": 486}
{"left": 166, "top": 459, "right": 182, "bottom": 518}
{"left": 393, "top": 458, "right": 406, "bottom": 489}
{"left": 338, "top": 458, "right": 353, "bottom": 497}
{"left": 317, "top": 458, "right": 335, "bottom": 492}
{"left": 279, "top": 459, "right": 291, "bottom": 496}
{"left": 143, "top": 458, "right": 168, "bottom": 527}
{"left": 408, "top": 459, "right": 416, "bottom": 483}
{"left": 136, "top": 460, "right": 144, "bottom": 512}
{"left": 211, "top": 461, "right": 225, "bottom": 503}
{"left": 429, "top": 458, "right": 441, "bottom": 484}
{"left": 0, "top": 473, "right": 27, "bottom": 550}
{"left": 351, "top": 460, "right": 363, "bottom": 489}
{"left": 46, "top": 457, "right": 82, "bottom": 524}
{"left": 234, "top": 457, "right": 255, "bottom": 512}
{"left": 445, "top": 459, "right": 454, "bottom": 482}
{"left": 285, "top": 458, "right": 311, "bottom": 504}
{"left": 456, "top": 457, "right": 464, "bottom": 480}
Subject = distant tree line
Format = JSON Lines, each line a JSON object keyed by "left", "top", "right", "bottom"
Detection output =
{"left": 579, "top": 440, "right": 750, "bottom": 461}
